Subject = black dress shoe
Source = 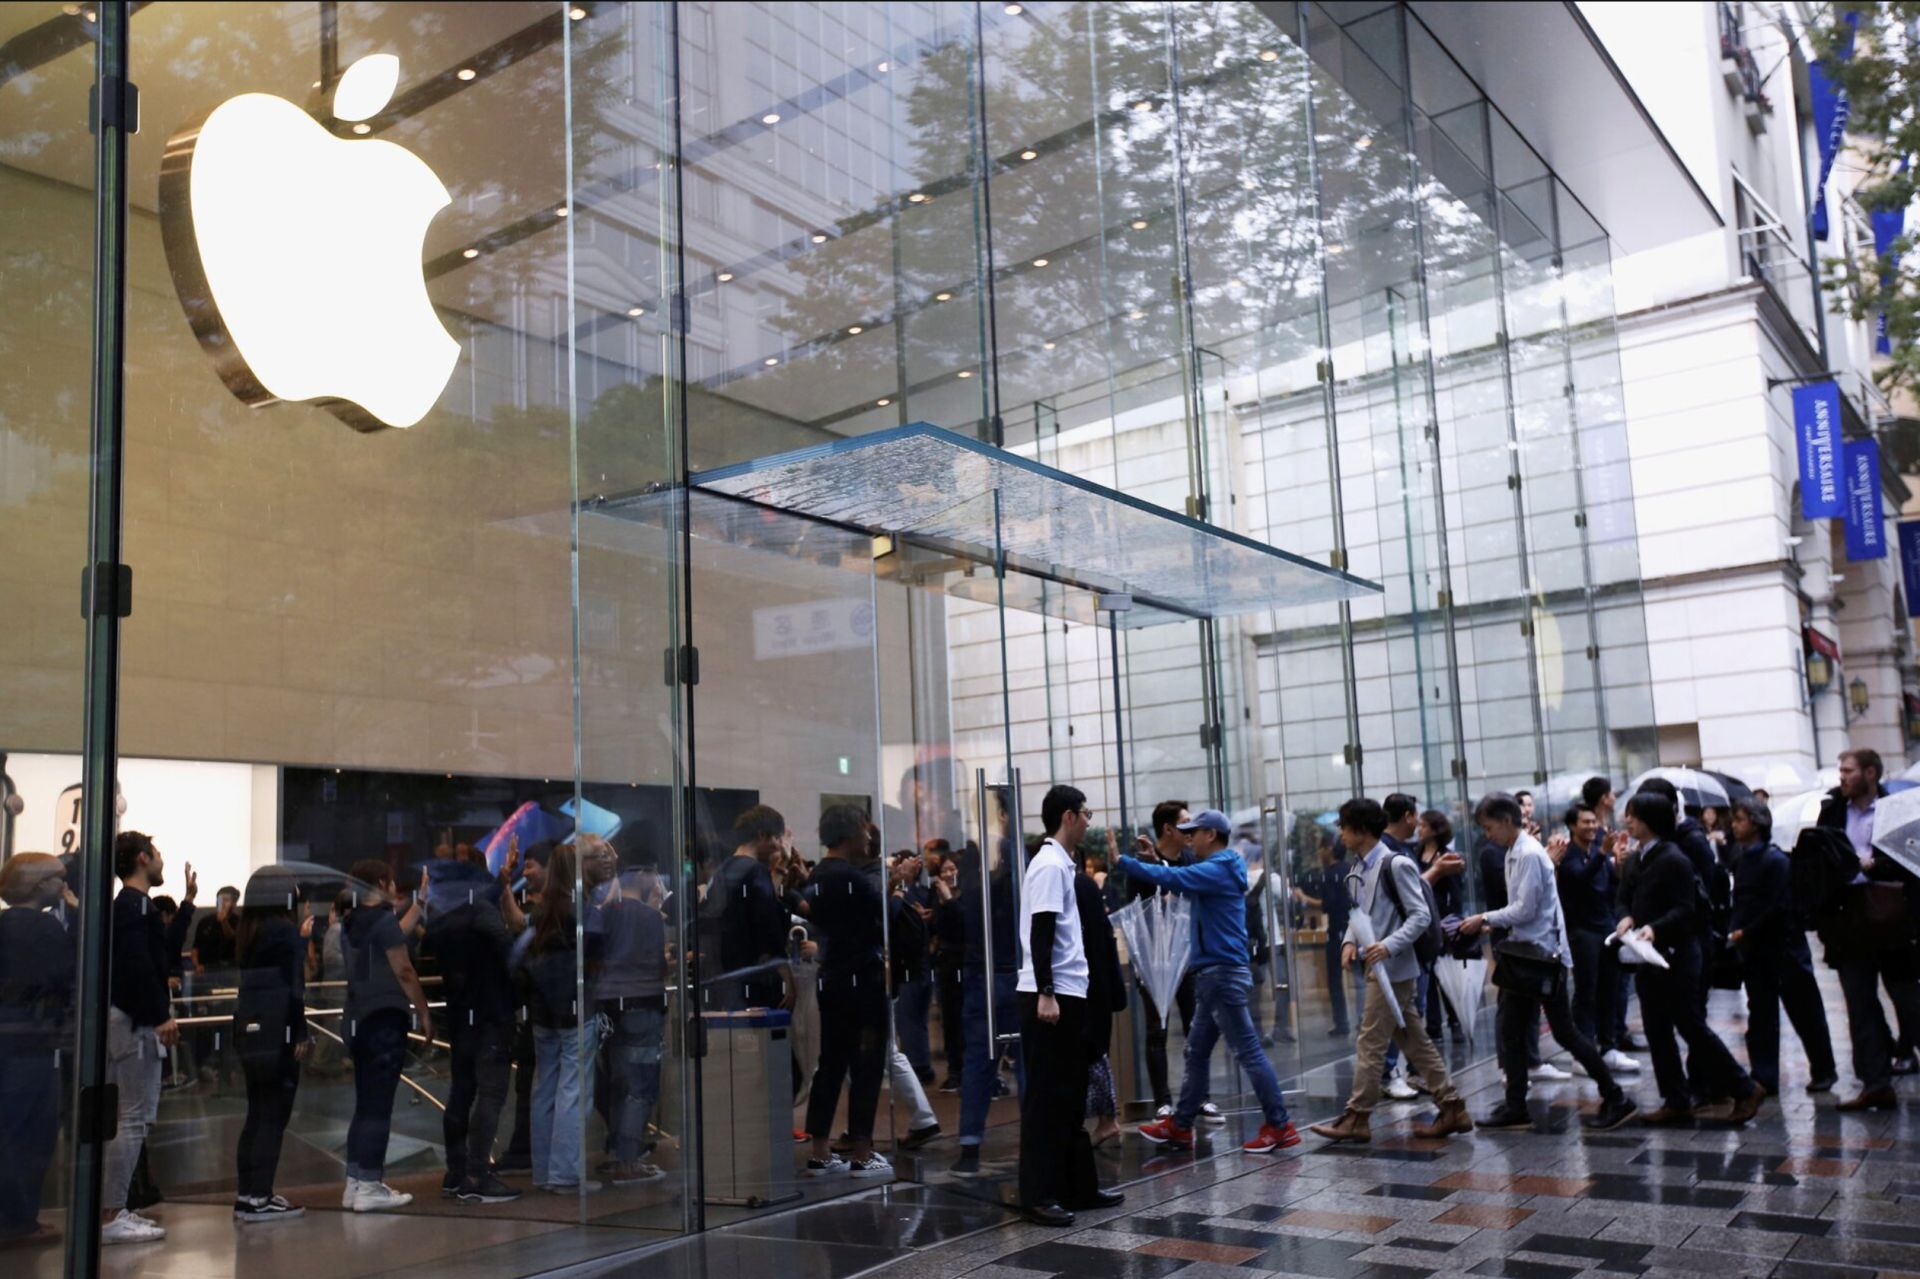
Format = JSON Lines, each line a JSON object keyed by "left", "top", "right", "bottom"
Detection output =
{"left": 1023, "top": 1202, "right": 1075, "bottom": 1227}
{"left": 1074, "top": 1189, "right": 1124, "bottom": 1209}
{"left": 1808, "top": 1074, "right": 1838, "bottom": 1094}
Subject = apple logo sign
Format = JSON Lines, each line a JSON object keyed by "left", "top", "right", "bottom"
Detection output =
{"left": 159, "top": 54, "right": 458, "bottom": 432}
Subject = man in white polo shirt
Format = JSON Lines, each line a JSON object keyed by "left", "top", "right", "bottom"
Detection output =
{"left": 1015, "top": 784, "right": 1121, "bottom": 1227}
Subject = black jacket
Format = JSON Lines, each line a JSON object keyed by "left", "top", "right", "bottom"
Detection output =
{"left": 1074, "top": 872, "right": 1125, "bottom": 1061}
{"left": 110, "top": 887, "right": 173, "bottom": 1028}
{"left": 1621, "top": 839, "right": 1698, "bottom": 954}
{"left": 234, "top": 916, "right": 308, "bottom": 1058}
{"left": 1729, "top": 840, "right": 1804, "bottom": 954}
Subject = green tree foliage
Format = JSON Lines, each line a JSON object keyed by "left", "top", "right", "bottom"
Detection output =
{"left": 1814, "top": 3, "right": 1920, "bottom": 396}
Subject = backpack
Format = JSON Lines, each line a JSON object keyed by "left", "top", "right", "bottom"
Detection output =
{"left": 1790, "top": 825, "right": 1856, "bottom": 925}
{"left": 1378, "top": 850, "right": 1444, "bottom": 966}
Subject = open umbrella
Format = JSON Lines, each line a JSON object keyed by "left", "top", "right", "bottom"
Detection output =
{"left": 1538, "top": 773, "right": 1596, "bottom": 826}
{"left": 1870, "top": 787, "right": 1920, "bottom": 879}
{"left": 1111, "top": 894, "right": 1192, "bottom": 1018}
{"left": 1623, "top": 767, "right": 1731, "bottom": 812}
{"left": 1430, "top": 955, "right": 1488, "bottom": 1046}
{"left": 1702, "top": 771, "right": 1755, "bottom": 806}
{"left": 1770, "top": 789, "right": 1829, "bottom": 852}
{"left": 1901, "top": 759, "right": 1920, "bottom": 784}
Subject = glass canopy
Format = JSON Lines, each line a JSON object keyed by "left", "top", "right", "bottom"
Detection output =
{"left": 684, "top": 423, "right": 1380, "bottom": 628}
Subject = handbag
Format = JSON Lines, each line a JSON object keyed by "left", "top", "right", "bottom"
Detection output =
{"left": 1705, "top": 935, "right": 1745, "bottom": 991}
{"left": 1491, "top": 938, "right": 1564, "bottom": 1000}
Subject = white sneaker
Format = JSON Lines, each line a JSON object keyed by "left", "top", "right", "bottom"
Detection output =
{"left": 1155, "top": 1104, "right": 1173, "bottom": 1119}
{"left": 849, "top": 1152, "right": 893, "bottom": 1179}
{"left": 1383, "top": 1076, "right": 1418, "bottom": 1101}
{"left": 351, "top": 1181, "right": 413, "bottom": 1212}
{"left": 1528, "top": 1062, "right": 1573, "bottom": 1083}
{"left": 341, "top": 1179, "right": 362, "bottom": 1210}
{"left": 1199, "top": 1102, "right": 1226, "bottom": 1125}
{"left": 1603, "top": 1049, "right": 1641, "bottom": 1074}
{"left": 102, "top": 1209, "right": 166, "bottom": 1245}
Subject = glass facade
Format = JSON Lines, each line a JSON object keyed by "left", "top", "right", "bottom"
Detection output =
{"left": 0, "top": 1, "right": 1654, "bottom": 1271}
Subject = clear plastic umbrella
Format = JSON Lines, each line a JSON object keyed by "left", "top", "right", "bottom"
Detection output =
{"left": 1870, "top": 787, "right": 1920, "bottom": 879}
{"left": 1770, "top": 789, "right": 1828, "bottom": 851}
{"left": 1111, "top": 894, "right": 1192, "bottom": 1017}
{"left": 1431, "top": 956, "right": 1488, "bottom": 1045}
{"left": 1901, "top": 759, "right": 1920, "bottom": 784}
{"left": 1623, "top": 767, "right": 1731, "bottom": 811}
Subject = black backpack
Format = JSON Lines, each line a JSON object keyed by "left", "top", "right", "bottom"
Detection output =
{"left": 1378, "top": 851, "right": 1444, "bottom": 966}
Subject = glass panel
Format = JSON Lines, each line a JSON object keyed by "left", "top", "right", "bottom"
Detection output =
{"left": 0, "top": 2, "right": 94, "bottom": 1267}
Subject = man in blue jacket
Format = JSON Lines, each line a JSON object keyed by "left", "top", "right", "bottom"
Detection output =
{"left": 1125, "top": 810, "right": 1299, "bottom": 1154}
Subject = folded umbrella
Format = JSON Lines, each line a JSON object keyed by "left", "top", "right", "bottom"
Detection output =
{"left": 1345, "top": 909, "right": 1402, "bottom": 1028}
{"left": 1430, "top": 955, "right": 1487, "bottom": 1046}
{"left": 1870, "top": 786, "right": 1920, "bottom": 879}
{"left": 1111, "top": 894, "right": 1192, "bottom": 1018}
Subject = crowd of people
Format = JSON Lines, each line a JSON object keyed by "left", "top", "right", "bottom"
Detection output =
{"left": 2, "top": 744, "right": 1918, "bottom": 1244}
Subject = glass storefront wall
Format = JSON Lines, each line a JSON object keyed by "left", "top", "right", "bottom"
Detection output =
{"left": 0, "top": 0, "right": 1654, "bottom": 1271}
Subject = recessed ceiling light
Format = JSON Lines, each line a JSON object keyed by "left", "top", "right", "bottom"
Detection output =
{"left": 62, "top": 4, "right": 79, "bottom": 13}
{"left": 907, "top": 192, "right": 928, "bottom": 203}
{"left": 351, "top": 122, "right": 372, "bottom": 134}
{"left": 627, "top": 306, "right": 644, "bottom": 317}
{"left": 877, "top": 61, "right": 891, "bottom": 72}
{"left": 1130, "top": 218, "right": 1149, "bottom": 230}
{"left": 877, "top": 397, "right": 891, "bottom": 406}
{"left": 1042, "top": 341, "right": 1056, "bottom": 350}
{"left": 847, "top": 325, "right": 864, "bottom": 335}
{"left": 1019, "top": 149, "right": 1037, "bottom": 160}
{"left": 456, "top": 67, "right": 477, "bottom": 81}
{"left": 1005, "top": 2, "right": 1023, "bottom": 12}
{"left": 1258, "top": 49, "right": 1279, "bottom": 62}
{"left": 956, "top": 370, "right": 973, "bottom": 378}
{"left": 811, "top": 232, "right": 828, "bottom": 243}
{"left": 717, "top": 271, "right": 734, "bottom": 281}
{"left": 1128, "top": 308, "right": 1146, "bottom": 319}
{"left": 1132, "top": 99, "right": 1153, "bottom": 112}
{"left": 935, "top": 291, "right": 953, "bottom": 301}
{"left": 764, "top": 356, "right": 779, "bottom": 366}
{"left": 462, "top": 247, "right": 480, "bottom": 259}
{"left": 555, "top": 206, "right": 569, "bottom": 217}
{"left": 1032, "top": 257, "right": 1048, "bottom": 267}
{"left": 1325, "top": 243, "right": 1345, "bottom": 256}
{"left": 1356, "top": 135, "right": 1373, "bottom": 150}
{"left": 762, "top": 112, "right": 781, "bottom": 125}
{"left": 312, "top": 79, "right": 323, "bottom": 89}
{"left": 568, "top": 5, "right": 586, "bottom": 19}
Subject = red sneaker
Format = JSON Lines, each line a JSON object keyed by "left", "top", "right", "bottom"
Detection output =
{"left": 792, "top": 1130, "right": 810, "bottom": 1144}
{"left": 1242, "top": 1122, "right": 1301, "bottom": 1153}
{"left": 1137, "top": 1117, "right": 1194, "bottom": 1148}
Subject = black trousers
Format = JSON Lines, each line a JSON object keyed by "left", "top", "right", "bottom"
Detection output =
{"left": 935, "top": 961, "right": 966, "bottom": 1078}
{"left": 1141, "top": 970, "right": 1197, "bottom": 1108}
{"left": 503, "top": 1018, "right": 535, "bottom": 1159}
{"left": 1568, "top": 927, "right": 1618, "bottom": 1052}
{"left": 1497, "top": 980, "right": 1620, "bottom": 1108}
{"left": 1636, "top": 941, "right": 1751, "bottom": 1110}
{"left": 1323, "top": 937, "right": 1349, "bottom": 1032}
{"left": 1835, "top": 951, "right": 1920, "bottom": 1093}
{"left": 805, "top": 973, "right": 889, "bottom": 1143}
{"left": 235, "top": 1048, "right": 300, "bottom": 1199}
{"left": 445, "top": 1013, "right": 515, "bottom": 1181}
{"left": 1017, "top": 992, "right": 1097, "bottom": 1210}
{"left": 1744, "top": 941, "right": 1836, "bottom": 1091}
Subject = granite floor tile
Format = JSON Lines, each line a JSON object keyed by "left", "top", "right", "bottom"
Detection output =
{"left": 1432, "top": 1204, "right": 1535, "bottom": 1230}
{"left": 1724, "top": 1210, "right": 1832, "bottom": 1237}
{"left": 1136, "top": 1237, "right": 1267, "bottom": 1265}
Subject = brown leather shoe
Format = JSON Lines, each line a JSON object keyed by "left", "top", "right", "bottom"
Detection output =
{"left": 1640, "top": 1105, "right": 1694, "bottom": 1126}
{"left": 1308, "top": 1108, "right": 1371, "bottom": 1144}
{"left": 1837, "top": 1087, "right": 1899, "bottom": 1112}
{"left": 1727, "top": 1082, "right": 1767, "bottom": 1125}
{"left": 1412, "top": 1099, "right": 1473, "bottom": 1139}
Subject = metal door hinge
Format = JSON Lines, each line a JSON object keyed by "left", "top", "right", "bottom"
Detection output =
{"left": 1450, "top": 757, "right": 1468, "bottom": 779}
{"left": 1586, "top": 644, "right": 1600, "bottom": 661}
{"left": 1185, "top": 494, "right": 1209, "bottom": 520}
{"left": 1436, "top": 588, "right": 1453, "bottom": 608}
{"left": 89, "top": 77, "right": 140, "bottom": 135}
{"left": 1329, "top": 549, "right": 1348, "bottom": 571}
{"left": 81, "top": 563, "right": 132, "bottom": 619}
{"left": 1343, "top": 743, "right": 1363, "bottom": 765}
{"left": 1519, "top": 618, "right": 1534, "bottom": 637}
{"left": 1573, "top": 511, "right": 1587, "bottom": 528}
{"left": 1507, "top": 473, "right": 1522, "bottom": 492}
{"left": 1315, "top": 358, "right": 1333, "bottom": 384}
{"left": 664, "top": 644, "right": 699, "bottom": 687}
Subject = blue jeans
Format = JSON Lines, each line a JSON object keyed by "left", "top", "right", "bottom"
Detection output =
{"left": 346, "top": 1008, "right": 409, "bottom": 1182}
{"left": 895, "top": 975, "right": 934, "bottom": 1078}
{"left": 0, "top": 1048, "right": 58, "bottom": 1233}
{"left": 1175, "top": 966, "right": 1290, "bottom": 1130}
{"left": 532, "top": 1022, "right": 599, "bottom": 1187}
{"left": 605, "top": 1005, "right": 665, "bottom": 1162}
{"left": 959, "top": 966, "right": 1020, "bottom": 1145}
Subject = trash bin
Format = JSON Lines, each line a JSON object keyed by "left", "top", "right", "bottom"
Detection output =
{"left": 699, "top": 1008, "right": 801, "bottom": 1207}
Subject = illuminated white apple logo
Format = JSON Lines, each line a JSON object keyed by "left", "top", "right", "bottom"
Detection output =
{"left": 160, "top": 54, "right": 458, "bottom": 432}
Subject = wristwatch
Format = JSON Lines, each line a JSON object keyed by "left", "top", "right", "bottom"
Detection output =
{"left": 1039, "top": 983, "right": 1055, "bottom": 997}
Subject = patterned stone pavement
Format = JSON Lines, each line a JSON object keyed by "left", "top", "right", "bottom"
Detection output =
{"left": 827, "top": 974, "right": 1920, "bottom": 1279}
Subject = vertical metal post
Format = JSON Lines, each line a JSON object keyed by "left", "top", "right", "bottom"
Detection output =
{"left": 70, "top": 4, "right": 134, "bottom": 1274}
{"left": 975, "top": 769, "right": 995, "bottom": 1052}
{"left": 1103, "top": 602, "right": 1130, "bottom": 838}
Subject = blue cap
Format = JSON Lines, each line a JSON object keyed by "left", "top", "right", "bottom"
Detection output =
{"left": 1176, "top": 809, "right": 1232, "bottom": 835}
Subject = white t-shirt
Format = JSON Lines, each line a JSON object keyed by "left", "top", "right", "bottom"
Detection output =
{"left": 1016, "top": 839, "right": 1090, "bottom": 998}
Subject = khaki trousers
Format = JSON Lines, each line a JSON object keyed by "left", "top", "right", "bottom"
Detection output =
{"left": 1347, "top": 972, "right": 1460, "bottom": 1114}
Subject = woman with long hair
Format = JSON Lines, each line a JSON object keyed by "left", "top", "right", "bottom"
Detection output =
{"left": 521, "top": 843, "right": 603, "bottom": 1192}
{"left": 231, "top": 867, "right": 310, "bottom": 1222}
{"left": 1614, "top": 792, "right": 1764, "bottom": 1125}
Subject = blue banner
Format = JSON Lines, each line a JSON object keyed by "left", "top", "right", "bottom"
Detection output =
{"left": 1810, "top": 12, "right": 1858, "bottom": 241}
{"left": 1795, "top": 381, "right": 1843, "bottom": 518}
{"left": 1873, "top": 200, "right": 1905, "bottom": 355}
{"left": 1844, "top": 437, "right": 1886, "bottom": 561}
{"left": 1899, "top": 521, "right": 1920, "bottom": 617}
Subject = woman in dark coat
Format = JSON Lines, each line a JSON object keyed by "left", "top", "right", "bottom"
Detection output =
{"left": 232, "top": 867, "right": 311, "bottom": 1221}
{"left": 1074, "top": 870, "right": 1126, "bottom": 1146}
{"left": 0, "top": 853, "right": 73, "bottom": 1247}
{"left": 1614, "top": 792, "right": 1763, "bottom": 1126}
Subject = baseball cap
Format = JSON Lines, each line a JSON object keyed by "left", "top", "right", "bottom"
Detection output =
{"left": 1176, "top": 809, "right": 1232, "bottom": 836}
